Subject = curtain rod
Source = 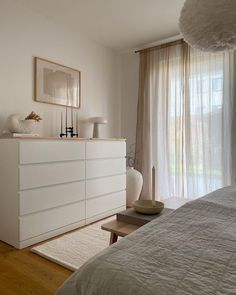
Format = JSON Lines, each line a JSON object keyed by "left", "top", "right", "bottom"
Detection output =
{"left": 135, "top": 38, "right": 184, "bottom": 54}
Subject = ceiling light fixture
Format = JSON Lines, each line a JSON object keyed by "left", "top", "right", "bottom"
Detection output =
{"left": 179, "top": 0, "right": 236, "bottom": 52}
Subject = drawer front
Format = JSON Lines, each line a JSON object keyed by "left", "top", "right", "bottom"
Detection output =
{"left": 19, "top": 161, "right": 85, "bottom": 190}
{"left": 86, "top": 158, "right": 126, "bottom": 179}
{"left": 86, "top": 191, "right": 126, "bottom": 219}
{"left": 19, "top": 201, "right": 85, "bottom": 241}
{"left": 86, "top": 141, "right": 126, "bottom": 159}
{"left": 20, "top": 141, "right": 85, "bottom": 164}
{"left": 20, "top": 181, "right": 85, "bottom": 215}
{"left": 86, "top": 175, "right": 126, "bottom": 200}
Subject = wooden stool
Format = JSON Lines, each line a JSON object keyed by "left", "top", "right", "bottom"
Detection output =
{"left": 101, "top": 220, "right": 140, "bottom": 245}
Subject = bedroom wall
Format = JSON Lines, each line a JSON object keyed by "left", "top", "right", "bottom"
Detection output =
{"left": 0, "top": 0, "right": 121, "bottom": 138}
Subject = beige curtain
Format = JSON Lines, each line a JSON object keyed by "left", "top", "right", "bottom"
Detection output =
{"left": 135, "top": 40, "right": 234, "bottom": 200}
{"left": 134, "top": 52, "right": 152, "bottom": 200}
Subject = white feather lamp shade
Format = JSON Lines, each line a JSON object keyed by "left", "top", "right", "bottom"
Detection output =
{"left": 179, "top": 0, "right": 236, "bottom": 52}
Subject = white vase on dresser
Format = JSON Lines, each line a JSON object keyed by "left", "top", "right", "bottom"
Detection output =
{"left": 0, "top": 138, "right": 126, "bottom": 249}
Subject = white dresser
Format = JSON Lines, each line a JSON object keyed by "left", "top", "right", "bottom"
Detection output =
{"left": 0, "top": 138, "right": 126, "bottom": 249}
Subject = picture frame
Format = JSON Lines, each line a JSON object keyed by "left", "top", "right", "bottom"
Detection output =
{"left": 34, "top": 57, "right": 81, "bottom": 108}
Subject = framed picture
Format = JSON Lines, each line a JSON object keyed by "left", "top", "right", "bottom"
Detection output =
{"left": 34, "top": 57, "right": 81, "bottom": 108}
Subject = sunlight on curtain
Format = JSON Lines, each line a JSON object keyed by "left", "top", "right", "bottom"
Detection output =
{"left": 151, "top": 43, "right": 234, "bottom": 199}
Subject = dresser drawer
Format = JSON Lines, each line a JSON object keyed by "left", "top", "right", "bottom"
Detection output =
{"left": 19, "top": 141, "right": 85, "bottom": 164}
{"left": 19, "top": 201, "right": 85, "bottom": 241}
{"left": 86, "top": 191, "right": 126, "bottom": 219}
{"left": 20, "top": 181, "right": 85, "bottom": 215}
{"left": 19, "top": 161, "right": 85, "bottom": 190}
{"left": 86, "top": 141, "right": 126, "bottom": 159}
{"left": 86, "top": 158, "right": 126, "bottom": 179}
{"left": 86, "top": 174, "right": 126, "bottom": 199}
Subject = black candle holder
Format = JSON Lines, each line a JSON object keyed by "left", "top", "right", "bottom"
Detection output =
{"left": 60, "top": 106, "right": 79, "bottom": 138}
{"left": 60, "top": 126, "right": 78, "bottom": 138}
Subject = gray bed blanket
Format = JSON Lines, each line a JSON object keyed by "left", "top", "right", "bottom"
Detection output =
{"left": 57, "top": 186, "right": 236, "bottom": 295}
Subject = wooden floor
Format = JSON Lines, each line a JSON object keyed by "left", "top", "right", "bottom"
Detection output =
{"left": 0, "top": 241, "right": 72, "bottom": 295}
{"left": 0, "top": 215, "right": 118, "bottom": 295}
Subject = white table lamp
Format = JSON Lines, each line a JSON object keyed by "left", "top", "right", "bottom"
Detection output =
{"left": 89, "top": 117, "right": 108, "bottom": 138}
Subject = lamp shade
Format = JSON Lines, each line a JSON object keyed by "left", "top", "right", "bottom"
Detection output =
{"left": 88, "top": 117, "right": 108, "bottom": 124}
{"left": 179, "top": 0, "right": 236, "bottom": 52}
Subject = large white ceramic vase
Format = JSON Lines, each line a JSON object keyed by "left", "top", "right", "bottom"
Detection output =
{"left": 126, "top": 167, "right": 143, "bottom": 207}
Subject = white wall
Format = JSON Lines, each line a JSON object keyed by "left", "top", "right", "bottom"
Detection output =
{"left": 0, "top": 0, "right": 121, "bottom": 138}
{"left": 120, "top": 52, "right": 139, "bottom": 155}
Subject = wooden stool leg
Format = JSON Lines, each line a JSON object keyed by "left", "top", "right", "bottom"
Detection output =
{"left": 109, "top": 232, "right": 118, "bottom": 245}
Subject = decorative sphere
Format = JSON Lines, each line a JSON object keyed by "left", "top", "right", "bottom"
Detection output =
{"left": 179, "top": 0, "right": 236, "bottom": 52}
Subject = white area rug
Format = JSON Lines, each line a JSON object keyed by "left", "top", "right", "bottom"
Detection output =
{"left": 31, "top": 217, "right": 115, "bottom": 271}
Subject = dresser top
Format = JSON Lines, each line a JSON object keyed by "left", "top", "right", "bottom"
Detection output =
{"left": 0, "top": 136, "right": 126, "bottom": 141}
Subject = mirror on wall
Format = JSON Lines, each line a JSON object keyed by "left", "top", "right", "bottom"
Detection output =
{"left": 34, "top": 57, "right": 81, "bottom": 108}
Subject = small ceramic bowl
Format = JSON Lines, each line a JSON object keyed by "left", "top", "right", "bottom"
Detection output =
{"left": 133, "top": 200, "right": 164, "bottom": 215}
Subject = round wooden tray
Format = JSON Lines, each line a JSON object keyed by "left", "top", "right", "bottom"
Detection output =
{"left": 133, "top": 200, "right": 164, "bottom": 215}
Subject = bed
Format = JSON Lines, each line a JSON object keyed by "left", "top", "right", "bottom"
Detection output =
{"left": 57, "top": 186, "right": 236, "bottom": 295}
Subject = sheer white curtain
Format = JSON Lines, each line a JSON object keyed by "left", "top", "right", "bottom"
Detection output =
{"left": 135, "top": 41, "right": 235, "bottom": 200}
